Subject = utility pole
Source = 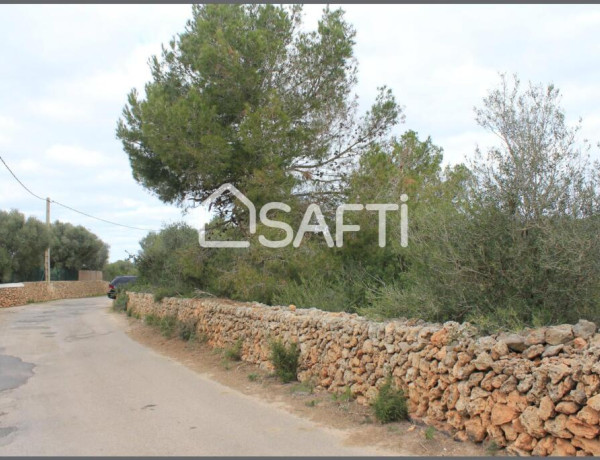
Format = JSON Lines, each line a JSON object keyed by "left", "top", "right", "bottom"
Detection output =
{"left": 44, "top": 197, "right": 50, "bottom": 283}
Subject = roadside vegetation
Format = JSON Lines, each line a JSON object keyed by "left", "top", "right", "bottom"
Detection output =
{"left": 223, "top": 339, "right": 243, "bottom": 361}
{"left": 269, "top": 340, "right": 300, "bottom": 383}
{"left": 116, "top": 5, "right": 600, "bottom": 332}
{"left": 103, "top": 259, "right": 137, "bottom": 282}
{"left": 372, "top": 377, "right": 408, "bottom": 423}
{"left": 112, "top": 291, "right": 129, "bottom": 312}
{"left": 0, "top": 210, "right": 109, "bottom": 283}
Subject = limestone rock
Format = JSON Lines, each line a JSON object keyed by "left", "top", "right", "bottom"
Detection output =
{"left": 571, "top": 437, "right": 600, "bottom": 456}
{"left": 525, "top": 328, "right": 547, "bottom": 346}
{"left": 544, "top": 414, "right": 572, "bottom": 439}
{"left": 464, "top": 416, "right": 487, "bottom": 442}
{"left": 507, "top": 390, "right": 528, "bottom": 412}
{"left": 571, "top": 337, "right": 586, "bottom": 350}
{"left": 523, "top": 344, "right": 545, "bottom": 359}
{"left": 555, "top": 401, "right": 580, "bottom": 415}
{"left": 453, "top": 430, "right": 469, "bottom": 442}
{"left": 539, "top": 396, "right": 555, "bottom": 421}
{"left": 532, "top": 436, "right": 555, "bottom": 456}
{"left": 514, "top": 432, "right": 536, "bottom": 451}
{"left": 576, "top": 406, "right": 599, "bottom": 426}
{"left": 545, "top": 325, "right": 574, "bottom": 345}
{"left": 430, "top": 328, "right": 449, "bottom": 347}
{"left": 565, "top": 416, "right": 600, "bottom": 439}
{"left": 517, "top": 375, "right": 534, "bottom": 393}
{"left": 573, "top": 320, "right": 596, "bottom": 340}
{"left": 491, "top": 404, "right": 518, "bottom": 426}
{"left": 553, "top": 438, "right": 577, "bottom": 456}
{"left": 452, "top": 362, "right": 476, "bottom": 380}
{"left": 586, "top": 394, "right": 600, "bottom": 411}
{"left": 472, "top": 352, "right": 493, "bottom": 371}
{"left": 503, "top": 334, "right": 527, "bottom": 352}
{"left": 542, "top": 344, "right": 564, "bottom": 358}
{"left": 501, "top": 422, "right": 519, "bottom": 442}
{"left": 520, "top": 406, "right": 546, "bottom": 438}
{"left": 491, "top": 341, "right": 510, "bottom": 359}
{"left": 546, "top": 363, "right": 570, "bottom": 384}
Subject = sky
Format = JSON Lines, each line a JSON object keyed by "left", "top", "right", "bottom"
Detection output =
{"left": 1, "top": 4, "right": 600, "bottom": 262}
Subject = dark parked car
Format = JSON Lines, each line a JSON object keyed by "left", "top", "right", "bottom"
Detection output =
{"left": 107, "top": 276, "right": 137, "bottom": 299}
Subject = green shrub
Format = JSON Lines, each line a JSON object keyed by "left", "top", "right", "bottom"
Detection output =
{"left": 273, "top": 273, "right": 357, "bottom": 313}
{"left": 247, "top": 373, "right": 259, "bottom": 382}
{"left": 424, "top": 426, "right": 435, "bottom": 440}
{"left": 176, "top": 319, "right": 197, "bottom": 341}
{"left": 224, "top": 339, "right": 243, "bottom": 361}
{"left": 153, "top": 287, "right": 179, "bottom": 302}
{"left": 143, "top": 313, "right": 177, "bottom": 338}
{"left": 145, "top": 313, "right": 160, "bottom": 327}
{"left": 159, "top": 315, "right": 177, "bottom": 338}
{"left": 372, "top": 377, "right": 408, "bottom": 423}
{"left": 485, "top": 440, "right": 500, "bottom": 456}
{"left": 291, "top": 380, "right": 314, "bottom": 395}
{"left": 269, "top": 340, "right": 300, "bottom": 383}
{"left": 196, "top": 332, "right": 209, "bottom": 344}
{"left": 103, "top": 259, "right": 137, "bottom": 282}
{"left": 113, "top": 292, "right": 129, "bottom": 312}
{"left": 332, "top": 386, "right": 353, "bottom": 403}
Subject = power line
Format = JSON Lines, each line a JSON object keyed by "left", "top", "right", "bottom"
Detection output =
{"left": 50, "top": 199, "right": 155, "bottom": 232}
{"left": 0, "top": 155, "right": 45, "bottom": 201}
{"left": 0, "top": 153, "right": 156, "bottom": 232}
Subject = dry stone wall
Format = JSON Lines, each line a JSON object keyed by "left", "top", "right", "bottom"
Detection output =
{"left": 0, "top": 281, "right": 108, "bottom": 308}
{"left": 127, "top": 292, "right": 600, "bottom": 456}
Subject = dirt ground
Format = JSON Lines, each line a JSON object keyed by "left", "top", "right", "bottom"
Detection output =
{"left": 126, "top": 315, "right": 499, "bottom": 457}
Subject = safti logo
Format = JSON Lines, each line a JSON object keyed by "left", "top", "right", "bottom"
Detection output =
{"left": 199, "top": 183, "right": 408, "bottom": 249}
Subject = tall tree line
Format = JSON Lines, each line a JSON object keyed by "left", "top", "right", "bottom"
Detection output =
{"left": 0, "top": 209, "right": 109, "bottom": 283}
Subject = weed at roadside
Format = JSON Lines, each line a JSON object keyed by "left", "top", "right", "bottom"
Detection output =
{"left": 224, "top": 339, "right": 243, "bottom": 361}
{"left": 485, "top": 440, "right": 500, "bottom": 456}
{"left": 145, "top": 313, "right": 160, "bottom": 327}
{"left": 113, "top": 292, "right": 129, "bottom": 312}
{"left": 372, "top": 377, "right": 408, "bottom": 423}
{"left": 196, "top": 332, "right": 209, "bottom": 344}
{"left": 176, "top": 318, "right": 197, "bottom": 341}
{"left": 159, "top": 315, "right": 177, "bottom": 338}
{"left": 291, "top": 380, "right": 314, "bottom": 395}
{"left": 332, "top": 386, "right": 353, "bottom": 403}
{"left": 361, "top": 415, "right": 374, "bottom": 425}
{"left": 269, "top": 339, "right": 299, "bottom": 383}
{"left": 425, "top": 426, "right": 435, "bottom": 440}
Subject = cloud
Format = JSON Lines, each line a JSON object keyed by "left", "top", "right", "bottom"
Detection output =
{"left": 15, "top": 158, "right": 44, "bottom": 174}
{"left": 29, "top": 100, "right": 87, "bottom": 123}
{"left": 0, "top": 115, "right": 18, "bottom": 145}
{"left": 27, "top": 43, "right": 165, "bottom": 124}
{"left": 45, "top": 144, "right": 109, "bottom": 168}
{"left": 438, "top": 130, "right": 498, "bottom": 165}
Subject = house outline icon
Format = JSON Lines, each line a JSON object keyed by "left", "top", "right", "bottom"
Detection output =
{"left": 198, "top": 183, "right": 256, "bottom": 248}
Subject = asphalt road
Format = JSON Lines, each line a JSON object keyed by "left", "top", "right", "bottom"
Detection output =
{"left": 0, "top": 297, "right": 391, "bottom": 456}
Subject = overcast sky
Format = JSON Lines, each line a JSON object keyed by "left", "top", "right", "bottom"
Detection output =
{"left": 1, "top": 5, "right": 599, "bottom": 262}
